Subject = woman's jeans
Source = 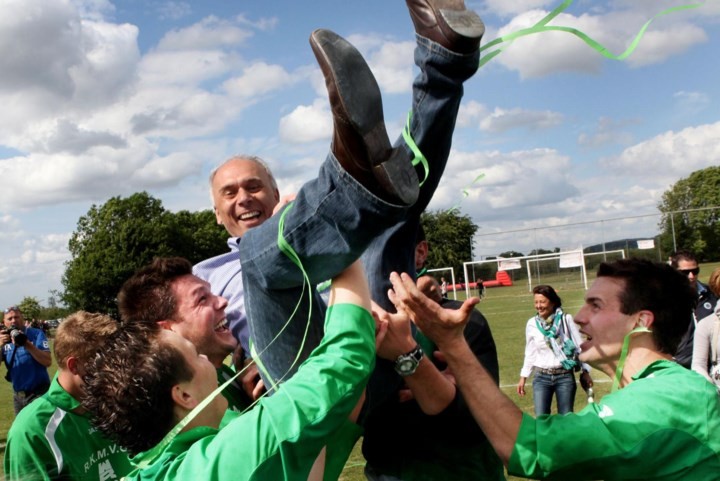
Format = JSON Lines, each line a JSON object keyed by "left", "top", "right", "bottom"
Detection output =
{"left": 532, "top": 371, "right": 577, "bottom": 415}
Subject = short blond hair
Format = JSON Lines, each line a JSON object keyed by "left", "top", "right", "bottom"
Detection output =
{"left": 54, "top": 312, "right": 120, "bottom": 367}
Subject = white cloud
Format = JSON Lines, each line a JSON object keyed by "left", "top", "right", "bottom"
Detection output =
{"left": 457, "top": 101, "right": 489, "bottom": 129}
{"left": 278, "top": 99, "right": 332, "bottom": 144}
{"left": 601, "top": 121, "right": 720, "bottom": 181}
{"left": 430, "top": 148, "right": 579, "bottom": 218}
{"left": 577, "top": 117, "right": 636, "bottom": 148}
{"left": 483, "top": 0, "right": 556, "bottom": 18}
{"left": 366, "top": 40, "right": 414, "bottom": 94}
{"left": 344, "top": 34, "right": 414, "bottom": 94}
{"left": 489, "top": 5, "right": 710, "bottom": 78}
{"left": 673, "top": 90, "right": 711, "bottom": 116}
{"left": 130, "top": 151, "right": 200, "bottom": 186}
{"left": 456, "top": 102, "right": 562, "bottom": 133}
{"left": 223, "top": 62, "right": 295, "bottom": 98}
{"left": 139, "top": 49, "right": 237, "bottom": 88}
{"left": 480, "top": 107, "right": 563, "bottom": 132}
{"left": 491, "top": 10, "right": 608, "bottom": 78}
{"left": 156, "top": 16, "right": 253, "bottom": 51}
{"left": 624, "top": 23, "right": 707, "bottom": 67}
{"left": 156, "top": 1, "right": 192, "bottom": 21}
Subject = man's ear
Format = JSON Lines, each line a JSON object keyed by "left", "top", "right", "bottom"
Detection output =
{"left": 636, "top": 311, "right": 655, "bottom": 328}
{"left": 157, "top": 320, "right": 176, "bottom": 331}
{"left": 170, "top": 383, "right": 198, "bottom": 411}
{"left": 415, "top": 241, "right": 429, "bottom": 267}
{"left": 66, "top": 356, "right": 80, "bottom": 375}
{"left": 213, "top": 206, "right": 222, "bottom": 225}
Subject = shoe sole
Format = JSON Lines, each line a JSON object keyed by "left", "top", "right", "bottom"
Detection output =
{"left": 439, "top": 9, "right": 485, "bottom": 40}
{"left": 311, "top": 30, "right": 419, "bottom": 205}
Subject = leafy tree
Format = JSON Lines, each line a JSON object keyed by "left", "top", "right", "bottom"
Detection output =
{"left": 499, "top": 250, "right": 524, "bottom": 258}
{"left": 61, "top": 192, "right": 228, "bottom": 316}
{"left": 421, "top": 209, "right": 479, "bottom": 283}
{"left": 17, "top": 297, "right": 42, "bottom": 322}
{"left": 528, "top": 248, "right": 559, "bottom": 256}
{"left": 171, "top": 210, "right": 229, "bottom": 262}
{"left": 658, "top": 166, "right": 720, "bottom": 261}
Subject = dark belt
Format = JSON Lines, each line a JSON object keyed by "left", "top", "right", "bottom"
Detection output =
{"left": 535, "top": 367, "right": 571, "bottom": 376}
{"left": 15, "top": 383, "right": 50, "bottom": 399}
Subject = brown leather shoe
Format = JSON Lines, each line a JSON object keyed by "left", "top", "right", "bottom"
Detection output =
{"left": 310, "top": 29, "right": 419, "bottom": 206}
{"left": 406, "top": 0, "right": 485, "bottom": 54}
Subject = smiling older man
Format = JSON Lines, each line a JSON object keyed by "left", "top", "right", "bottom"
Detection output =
{"left": 388, "top": 258, "right": 720, "bottom": 480}
{"left": 193, "top": 0, "right": 484, "bottom": 402}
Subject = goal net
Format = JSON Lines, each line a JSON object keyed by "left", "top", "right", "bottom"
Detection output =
{"left": 427, "top": 267, "right": 457, "bottom": 300}
{"left": 464, "top": 249, "right": 627, "bottom": 297}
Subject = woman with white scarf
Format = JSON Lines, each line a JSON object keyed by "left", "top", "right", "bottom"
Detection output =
{"left": 517, "top": 285, "right": 593, "bottom": 415}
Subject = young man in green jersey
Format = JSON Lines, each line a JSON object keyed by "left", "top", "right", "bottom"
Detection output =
{"left": 4, "top": 312, "right": 133, "bottom": 481}
{"left": 118, "top": 257, "right": 255, "bottom": 412}
{"left": 388, "top": 258, "right": 720, "bottom": 480}
{"left": 82, "top": 260, "right": 376, "bottom": 481}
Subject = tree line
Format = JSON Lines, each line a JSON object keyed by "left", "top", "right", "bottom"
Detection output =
{"left": 10, "top": 166, "right": 717, "bottom": 317}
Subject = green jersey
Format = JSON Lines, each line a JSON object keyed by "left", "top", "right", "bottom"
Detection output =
{"left": 4, "top": 375, "right": 133, "bottom": 481}
{"left": 127, "top": 303, "right": 374, "bottom": 481}
{"left": 510, "top": 360, "right": 720, "bottom": 480}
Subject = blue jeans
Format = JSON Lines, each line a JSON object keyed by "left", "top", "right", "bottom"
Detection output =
{"left": 239, "top": 36, "right": 479, "bottom": 393}
{"left": 532, "top": 371, "right": 577, "bottom": 415}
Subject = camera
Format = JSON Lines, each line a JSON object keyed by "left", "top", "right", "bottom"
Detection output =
{"left": 1, "top": 325, "right": 27, "bottom": 347}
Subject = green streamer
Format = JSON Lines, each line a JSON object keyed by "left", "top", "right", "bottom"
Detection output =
{"left": 478, "top": 1, "right": 706, "bottom": 69}
{"left": 447, "top": 173, "right": 485, "bottom": 213}
{"left": 402, "top": 110, "right": 429, "bottom": 187}
{"left": 611, "top": 326, "right": 651, "bottom": 393}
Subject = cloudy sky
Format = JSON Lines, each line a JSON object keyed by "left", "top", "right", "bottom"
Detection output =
{"left": 0, "top": 0, "right": 718, "bottom": 307}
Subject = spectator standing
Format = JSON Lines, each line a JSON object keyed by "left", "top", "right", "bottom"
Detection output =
{"left": 2, "top": 306, "right": 51, "bottom": 415}
{"left": 517, "top": 285, "right": 592, "bottom": 415}
{"left": 691, "top": 266, "right": 720, "bottom": 387}
{"left": 440, "top": 277, "right": 449, "bottom": 298}
{"left": 4, "top": 312, "right": 132, "bottom": 480}
{"left": 671, "top": 250, "right": 718, "bottom": 367}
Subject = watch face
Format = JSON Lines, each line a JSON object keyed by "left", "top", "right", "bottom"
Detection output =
{"left": 397, "top": 359, "right": 415, "bottom": 374}
{"left": 395, "top": 346, "right": 423, "bottom": 376}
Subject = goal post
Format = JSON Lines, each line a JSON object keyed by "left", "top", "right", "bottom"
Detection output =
{"left": 525, "top": 249, "right": 587, "bottom": 292}
{"left": 463, "top": 249, "right": 629, "bottom": 297}
{"left": 427, "top": 267, "right": 457, "bottom": 300}
{"left": 463, "top": 249, "right": 588, "bottom": 297}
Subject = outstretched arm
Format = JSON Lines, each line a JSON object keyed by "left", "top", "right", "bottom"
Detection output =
{"left": 373, "top": 302, "right": 455, "bottom": 414}
{"left": 388, "top": 272, "right": 523, "bottom": 465}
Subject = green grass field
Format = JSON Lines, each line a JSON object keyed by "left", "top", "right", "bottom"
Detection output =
{"left": 1, "top": 262, "right": 718, "bottom": 479}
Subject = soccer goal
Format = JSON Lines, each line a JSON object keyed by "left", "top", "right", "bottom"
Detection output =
{"left": 427, "top": 267, "right": 457, "bottom": 300}
{"left": 464, "top": 249, "right": 588, "bottom": 297}
{"left": 525, "top": 250, "right": 588, "bottom": 292}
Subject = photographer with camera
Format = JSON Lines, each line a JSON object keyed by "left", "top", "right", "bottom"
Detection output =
{"left": 2, "top": 306, "right": 51, "bottom": 415}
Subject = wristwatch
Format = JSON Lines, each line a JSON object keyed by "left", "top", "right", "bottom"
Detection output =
{"left": 394, "top": 345, "right": 424, "bottom": 376}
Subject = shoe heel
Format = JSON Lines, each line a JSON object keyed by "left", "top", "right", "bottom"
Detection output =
{"left": 439, "top": 9, "right": 485, "bottom": 39}
{"left": 373, "top": 147, "right": 419, "bottom": 206}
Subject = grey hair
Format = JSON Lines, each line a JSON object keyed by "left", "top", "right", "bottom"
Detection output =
{"left": 208, "top": 155, "right": 279, "bottom": 203}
